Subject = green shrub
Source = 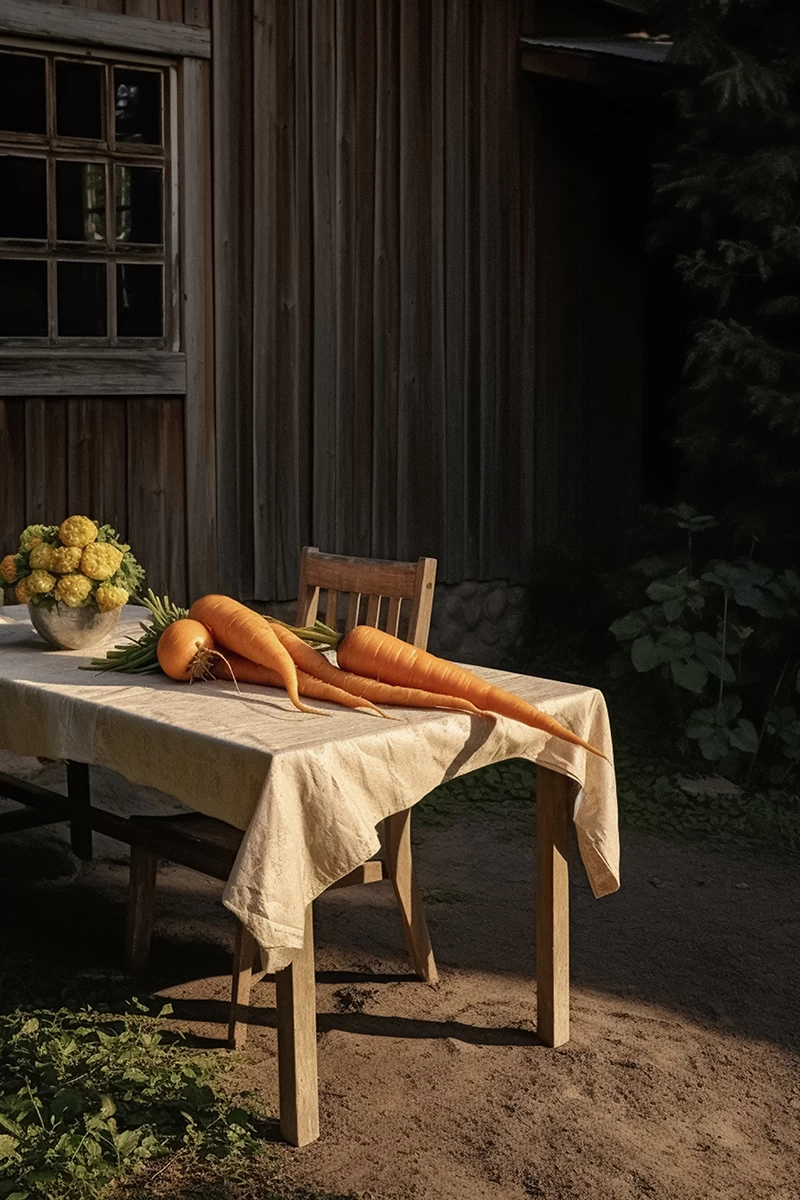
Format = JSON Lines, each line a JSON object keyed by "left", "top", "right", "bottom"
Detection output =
{"left": 0, "top": 1003, "right": 262, "bottom": 1200}
{"left": 609, "top": 504, "right": 800, "bottom": 783}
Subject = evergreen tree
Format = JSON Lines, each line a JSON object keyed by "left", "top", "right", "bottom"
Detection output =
{"left": 655, "top": 0, "right": 800, "bottom": 557}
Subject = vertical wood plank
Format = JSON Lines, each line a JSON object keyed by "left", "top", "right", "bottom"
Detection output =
{"left": 462, "top": 0, "right": 482, "bottom": 579}
{"left": 158, "top": 0, "right": 183, "bottom": 20}
{"left": 443, "top": 0, "right": 467, "bottom": 582}
{"left": 182, "top": 57, "right": 217, "bottom": 598}
{"left": 66, "top": 398, "right": 104, "bottom": 519}
{"left": 536, "top": 765, "right": 571, "bottom": 1047}
{"left": 293, "top": 0, "right": 313, "bottom": 582}
{"left": 371, "top": 0, "right": 400, "bottom": 560}
{"left": 161, "top": 396, "right": 187, "bottom": 600}
{"left": 0, "top": 400, "right": 26, "bottom": 558}
{"left": 124, "top": 0, "right": 159, "bottom": 17}
{"left": 397, "top": 0, "right": 435, "bottom": 561}
{"left": 251, "top": 0, "right": 276, "bottom": 602}
{"left": 351, "top": 0, "right": 376, "bottom": 556}
{"left": 101, "top": 398, "right": 129, "bottom": 536}
{"left": 213, "top": 0, "right": 254, "bottom": 599}
{"left": 25, "top": 399, "right": 68, "bottom": 524}
{"left": 477, "top": 0, "right": 501, "bottom": 578}
{"left": 183, "top": 0, "right": 210, "bottom": 27}
{"left": 126, "top": 397, "right": 186, "bottom": 602}
{"left": 310, "top": 0, "right": 337, "bottom": 558}
{"left": 333, "top": 0, "right": 356, "bottom": 556}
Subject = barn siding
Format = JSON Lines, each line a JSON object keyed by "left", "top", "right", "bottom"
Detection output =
{"left": 214, "top": 0, "right": 525, "bottom": 602}
{"left": 0, "top": 396, "right": 186, "bottom": 599}
{"left": 3, "top": 0, "right": 649, "bottom": 611}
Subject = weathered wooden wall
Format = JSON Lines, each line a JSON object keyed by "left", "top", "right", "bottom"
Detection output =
{"left": 2, "top": 0, "right": 652, "bottom": 608}
{"left": 0, "top": 0, "right": 208, "bottom": 601}
{"left": 214, "top": 0, "right": 527, "bottom": 602}
{"left": 0, "top": 396, "right": 186, "bottom": 597}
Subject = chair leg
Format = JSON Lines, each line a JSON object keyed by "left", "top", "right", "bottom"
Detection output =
{"left": 383, "top": 808, "right": 438, "bottom": 983}
{"left": 126, "top": 847, "right": 159, "bottom": 972}
{"left": 228, "top": 921, "right": 258, "bottom": 1050}
{"left": 276, "top": 903, "right": 319, "bottom": 1146}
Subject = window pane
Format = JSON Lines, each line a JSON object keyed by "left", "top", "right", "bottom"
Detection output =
{"left": 57, "top": 161, "right": 107, "bottom": 242}
{"left": 0, "top": 53, "right": 46, "bottom": 135}
{"left": 56, "top": 62, "right": 104, "bottom": 140}
{"left": 0, "top": 260, "right": 48, "bottom": 336}
{"left": 117, "top": 263, "right": 162, "bottom": 337}
{"left": 0, "top": 156, "right": 47, "bottom": 239}
{"left": 114, "top": 69, "right": 161, "bottom": 146}
{"left": 115, "top": 165, "right": 162, "bottom": 244}
{"left": 58, "top": 262, "right": 107, "bottom": 337}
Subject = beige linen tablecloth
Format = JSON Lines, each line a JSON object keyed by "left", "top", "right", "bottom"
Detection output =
{"left": 0, "top": 605, "right": 619, "bottom": 969}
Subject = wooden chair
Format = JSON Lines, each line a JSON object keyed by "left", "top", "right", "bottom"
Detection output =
{"left": 125, "top": 548, "right": 439, "bottom": 1139}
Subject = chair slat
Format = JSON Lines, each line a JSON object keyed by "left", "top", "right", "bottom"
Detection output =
{"left": 304, "top": 552, "right": 419, "bottom": 598}
{"left": 346, "top": 592, "right": 361, "bottom": 633}
{"left": 385, "top": 595, "right": 401, "bottom": 636}
{"left": 365, "top": 594, "right": 381, "bottom": 627}
{"left": 325, "top": 589, "right": 338, "bottom": 630}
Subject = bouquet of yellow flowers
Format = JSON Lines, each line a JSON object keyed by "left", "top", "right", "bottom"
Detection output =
{"left": 1, "top": 516, "right": 145, "bottom": 612}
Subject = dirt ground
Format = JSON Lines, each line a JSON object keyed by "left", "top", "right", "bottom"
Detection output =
{"left": 1, "top": 751, "right": 799, "bottom": 1200}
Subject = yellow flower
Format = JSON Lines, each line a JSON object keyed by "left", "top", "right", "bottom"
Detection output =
{"left": 59, "top": 515, "right": 98, "bottom": 549}
{"left": 95, "top": 585, "right": 129, "bottom": 612}
{"left": 81, "top": 543, "right": 123, "bottom": 581}
{"left": 28, "top": 543, "right": 55, "bottom": 571}
{"left": 28, "top": 569, "right": 57, "bottom": 594}
{"left": 50, "top": 545, "right": 83, "bottom": 574}
{"left": 55, "top": 574, "right": 94, "bottom": 608}
{"left": 15, "top": 578, "right": 35, "bottom": 604}
{"left": 1, "top": 555, "right": 17, "bottom": 584}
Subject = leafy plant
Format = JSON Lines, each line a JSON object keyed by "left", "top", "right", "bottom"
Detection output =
{"left": 610, "top": 504, "right": 800, "bottom": 780}
{"left": 0, "top": 1003, "right": 262, "bottom": 1200}
{"left": 655, "top": 1, "right": 800, "bottom": 554}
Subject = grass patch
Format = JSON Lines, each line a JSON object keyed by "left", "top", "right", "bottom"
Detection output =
{"left": 0, "top": 1001, "right": 267, "bottom": 1200}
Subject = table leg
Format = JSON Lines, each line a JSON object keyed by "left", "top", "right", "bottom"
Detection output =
{"left": 67, "top": 761, "right": 92, "bottom": 861}
{"left": 228, "top": 921, "right": 258, "bottom": 1050}
{"left": 275, "top": 903, "right": 319, "bottom": 1146}
{"left": 536, "top": 765, "right": 571, "bottom": 1047}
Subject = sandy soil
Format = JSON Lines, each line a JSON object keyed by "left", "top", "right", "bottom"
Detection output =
{"left": 1, "top": 752, "right": 799, "bottom": 1200}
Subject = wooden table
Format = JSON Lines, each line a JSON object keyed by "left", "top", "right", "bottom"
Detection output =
{"left": 0, "top": 759, "right": 573, "bottom": 1144}
{"left": 1, "top": 606, "right": 613, "bottom": 1144}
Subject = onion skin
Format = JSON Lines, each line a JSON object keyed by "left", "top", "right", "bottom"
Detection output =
{"left": 157, "top": 618, "right": 216, "bottom": 681}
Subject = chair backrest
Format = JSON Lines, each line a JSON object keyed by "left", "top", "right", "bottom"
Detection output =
{"left": 295, "top": 547, "right": 437, "bottom": 650}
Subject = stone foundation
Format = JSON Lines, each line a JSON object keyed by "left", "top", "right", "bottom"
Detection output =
{"left": 427, "top": 580, "right": 527, "bottom": 667}
{"left": 262, "top": 580, "right": 527, "bottom": 668}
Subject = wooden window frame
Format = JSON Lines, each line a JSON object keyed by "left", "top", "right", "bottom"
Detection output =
{"left": 0, "top": 31, "right": 187, "bottom": 396}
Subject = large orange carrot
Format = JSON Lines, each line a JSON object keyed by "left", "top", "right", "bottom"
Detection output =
{"left": 266, "top": 621, "right": 483, "bottom": 715}
{"left": 189, "top": 594, "right": 320, "bottom": 715}
{"left": 337, "top": 625, "right": 608, "bottom": 759}
{"left": 212, "top": 651, "right": 386, "bottom": 716}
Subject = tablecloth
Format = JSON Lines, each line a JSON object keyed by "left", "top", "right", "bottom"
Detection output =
{"left": 0, "top": 604, "right": 619, "bottom": 969}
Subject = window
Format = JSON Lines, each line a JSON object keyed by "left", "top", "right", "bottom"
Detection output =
{"left": 0, "top": 47, "right": 173, "bottom": 347}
